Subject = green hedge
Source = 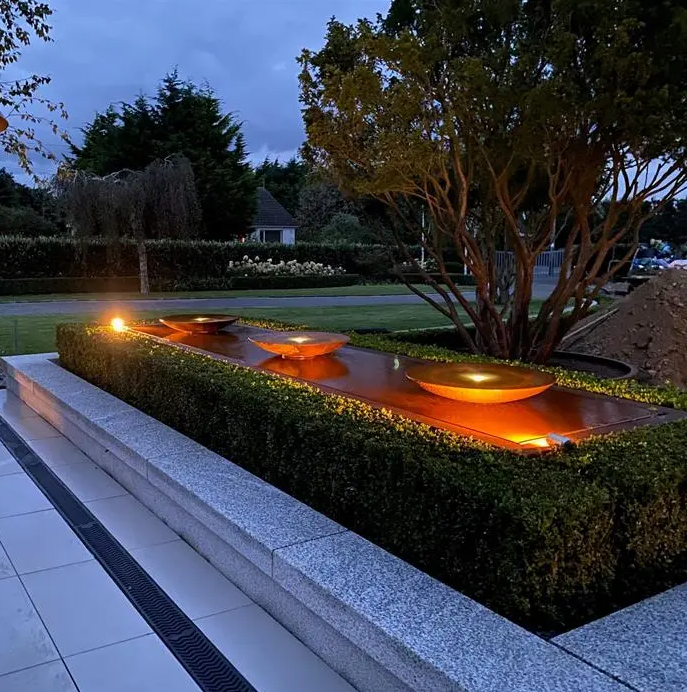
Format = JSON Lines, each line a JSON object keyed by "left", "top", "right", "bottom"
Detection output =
{"left": 56, "top": 322, "right": 687, "bottom": 634}
{"left": 0, "top": 236, "right": 395, "bottom": 280}
{"left": 0, "top": 274, "right": 360, "bottom": 296}
{"left": 0, "top": 276, "right": 141, "bottom": 296}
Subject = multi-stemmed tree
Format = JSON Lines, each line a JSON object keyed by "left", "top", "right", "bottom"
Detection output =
{"left": 299, "top": 0, "right": 687, "bottom": 362}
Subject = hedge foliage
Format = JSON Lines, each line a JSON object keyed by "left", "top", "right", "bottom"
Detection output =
{"left": 0, "top": 274, "right": 360, "bottom": 296}
{"left": 56, "top": 322, "right": 687, "bottom": 634}
{"left": 0, "top": 235, "right": 395, "bottom": 280}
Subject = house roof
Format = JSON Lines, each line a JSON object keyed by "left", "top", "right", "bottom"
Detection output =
{"left": 251, "top": 187, "right": 298, "bottom": 228}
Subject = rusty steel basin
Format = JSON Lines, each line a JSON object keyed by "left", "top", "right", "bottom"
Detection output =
{"left": 405, "top": 362, "right": 556, "bottom": 405}
{"left": 159, "top": 314, "right": 240, "bottom": 335}
{"left": 248, "top": 331, "right": 349, "bottom": 359}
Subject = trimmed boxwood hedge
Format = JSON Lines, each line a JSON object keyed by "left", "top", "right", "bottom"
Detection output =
{"left": 0, "top": 274, "right": 361, "bottom": 296}
{"left": 0, "top": 235, "right": 396, "bottom": 280}
{"left": 56, "top": 321, "right": 687, "bottom": 635}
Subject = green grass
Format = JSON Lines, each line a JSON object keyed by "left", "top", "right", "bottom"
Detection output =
{"left": 0, "top": 299, "right": 545, "bottom": 356}
{"left": 0, "top": 283, "right": 450, "bottom": 303}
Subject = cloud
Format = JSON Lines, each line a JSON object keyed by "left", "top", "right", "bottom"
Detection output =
{"left": 3, "top": 0, "right": 389, "bottom": 184}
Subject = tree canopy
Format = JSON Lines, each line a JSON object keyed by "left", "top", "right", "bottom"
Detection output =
{"left": 0, "top": 0, "right": 69, "bottom": 178}
{"left": 299, "top": 0, "right": 687, "bottom": 362}
{"left": 254, "top": 156, "right": 308, "bottom": 215}
{"left": 54, "top": 154, "right": 200, "bottom": 293}
{"left": 70, "top": 71, "right": 256, "bottom": 240}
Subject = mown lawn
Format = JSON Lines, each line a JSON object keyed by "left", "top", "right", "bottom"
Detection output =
{"left": 0, "top": 283, "right": 456, "bottom": 303}
{"left": 0, "top": 304, "right": 453, "bottom": 356}
{"left": 0, "top": 300, "right": 545, "bottom": 356}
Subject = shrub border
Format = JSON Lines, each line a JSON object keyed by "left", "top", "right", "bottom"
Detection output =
{"left": 54, "top": 318, "right": 687, "bottom": 635}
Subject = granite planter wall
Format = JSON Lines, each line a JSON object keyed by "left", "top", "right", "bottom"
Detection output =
{"left": 2, "top": 352, "right": 677, "bottom": 692}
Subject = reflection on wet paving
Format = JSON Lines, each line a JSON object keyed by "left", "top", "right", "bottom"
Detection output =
{"left": 132, "top": 323, "right": 684, "bottom": 451}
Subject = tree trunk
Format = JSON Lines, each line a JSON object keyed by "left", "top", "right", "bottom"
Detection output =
{"left": 137, "top": 238, "right": 150, "bottom": 295}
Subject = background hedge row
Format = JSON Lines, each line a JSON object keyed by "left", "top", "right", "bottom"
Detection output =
{"left": 56, "top": 322, "right": 687, "bottom": 634}
{"left": 0, "top": 274, "right": 360, "bottom": 296}
{"left": 0, "top": 235, "right": 398, "bottom": 281}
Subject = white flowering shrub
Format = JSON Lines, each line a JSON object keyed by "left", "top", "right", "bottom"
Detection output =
{"left": 227, "top": 256, "right": 346, "bottom": 277}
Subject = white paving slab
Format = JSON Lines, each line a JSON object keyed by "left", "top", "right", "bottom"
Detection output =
{"left": 51, "top": 461, "right": 128, "bottom": 503}
{"left": 27, "top": 436, "right": 93, "bottom": 469}
{"left": 65, "top": 634, "right": 201, "bottom": 692}
{"left": 132, "top": 539, "right": 252, "bottom": 620}
{"left": 86, "top": 494, "right": 178, "bottom": 551}
{"left": 0, "top": 455, "right": 22, "bottom": 476}
{"left": 0, "top": 473, "right": 52, "bottom": 518}
{"left": 196, "top": 605, "right": 357, "bottom": 692}
{"left": 21, "top": 560, "right": 151, "bottom": 657}
{"left": 0, "top": 660, "right": 79, "bottom": 692}
{"left": 0, "top": 509, "right": 93, "bottom": 574}
{"left": 0, "top": 388, "right": 38, "bottom": 419}
{"left": 0, "top": 542, "right": 15, "bottom": 579}
{"left": 6, "top": 414, "right": 60, "bottom": 442}
{"left": 0, "top": 576, "right": 59, "bottom": 676}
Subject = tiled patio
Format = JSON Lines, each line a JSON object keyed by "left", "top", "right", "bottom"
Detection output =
{"left": 0, "top": 389, "right": 356, "bottom": 692}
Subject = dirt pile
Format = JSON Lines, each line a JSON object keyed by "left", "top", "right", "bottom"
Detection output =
{"left": 572, "top": 269, "right": 687, "bottom": 387}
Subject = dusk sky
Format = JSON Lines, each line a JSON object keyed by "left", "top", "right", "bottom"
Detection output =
{"left": 5, "top": 0, "right": 389, "bottom": 182}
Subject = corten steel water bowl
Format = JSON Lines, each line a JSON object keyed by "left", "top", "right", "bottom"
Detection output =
{"left": 159, "top": 314, "right": 240, "bottom": 335}
{"left": 405, "top": 362, "right": 556, "bottom": 404}
{"left": 248, "top": 331, "right": 350, "bottom": 359}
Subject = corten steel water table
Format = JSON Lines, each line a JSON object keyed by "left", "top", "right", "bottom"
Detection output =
{"left": 131, "top": 322, "right": 685, "bottom": 452}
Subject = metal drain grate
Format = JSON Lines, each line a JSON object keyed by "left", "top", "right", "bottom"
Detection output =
{"left": 0, "top": 418, "right": 257, "bottom": 692}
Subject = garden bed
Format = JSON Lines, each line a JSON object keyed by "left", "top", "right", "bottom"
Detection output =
{"left": 54, "top": 319, "right": 687, "bottom": 637}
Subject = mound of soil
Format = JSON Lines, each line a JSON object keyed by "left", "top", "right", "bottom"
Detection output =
{"left": 573, "top": 270, "right": 687, "bottom": 387}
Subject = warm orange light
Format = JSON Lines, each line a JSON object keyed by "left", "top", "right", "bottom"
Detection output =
{"left": 405, "top": 363, "right": 555, "bottom": 404}
{"left": 521, "top": 437, "right": 551, "bottom": 449}
{"left": 249, "top": 331, "right": 350, "bottom": 359}
{"left": 111, "top": 318, "right": 126, "bottom": 332}
{"left": 465, "top": 372, "right": 494, "bottom": 383}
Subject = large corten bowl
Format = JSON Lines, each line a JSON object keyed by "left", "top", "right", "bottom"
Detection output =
{"left": 405, "top": 362, "right": 555, "bottom": 404}
{"left": 248, "top": 331, "right": 349, "bottom": 359}
{"left": 159, "top": 314, "right": 240, "bottom": 335}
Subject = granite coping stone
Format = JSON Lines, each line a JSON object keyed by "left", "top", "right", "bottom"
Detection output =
{"left": 148, "top": 449, "right": 347, "bottom": 574}
{"left": 554, "top": 581, "right": 687, "bottom": 692}
{"left": 274, "top": 532, "right": 628, "bottom": 692}
{"left": 2, "top": 353, "right": 640, "bottom": 692}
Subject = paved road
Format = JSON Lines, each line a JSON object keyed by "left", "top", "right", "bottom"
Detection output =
{"left": 0, "top": 282, "right": 557, "bottom": 317}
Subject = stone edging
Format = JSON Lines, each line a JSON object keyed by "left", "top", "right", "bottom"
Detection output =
{"left": 2, "top": 353, "right": 630, "bottom": 692}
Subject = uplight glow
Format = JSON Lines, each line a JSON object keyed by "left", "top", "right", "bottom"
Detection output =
{"left": 111, "top": 318, "right": 126, "bottom": 332}
{"left": 465, "top": 373, "right": 493, "bottom": 383}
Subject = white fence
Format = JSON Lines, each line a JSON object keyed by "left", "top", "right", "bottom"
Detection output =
{"left": 494, "top": 249, "right": 565, "bottom": 277}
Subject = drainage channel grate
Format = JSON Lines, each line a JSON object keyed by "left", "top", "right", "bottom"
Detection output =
{"left": 0, "top": 418, "right": 257, "bottom": 692}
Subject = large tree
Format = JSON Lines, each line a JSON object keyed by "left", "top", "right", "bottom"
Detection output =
{"left": 299, "top": 0, "right": 687, "bottom": 362}
{"left": 0, "top": 0, "right": 69, "bottom": 179}
{"left": 70, "top": 71, "right": 256, "bottom": 240}
{"left": 55, "top": 155, "right": 200, "bottom": 293}
{"left": 254, "top": 156, "right": 307, "bottom": 215}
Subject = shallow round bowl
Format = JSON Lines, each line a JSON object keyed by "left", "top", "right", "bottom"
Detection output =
{"left": 405, "top": 362, "right": 555, "bottom": 404}
{"left": 159, "top": 314, "right": 240, "bottom": 334}
{"left": 248, "top": 331, "right": 350, "bottom": 359}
